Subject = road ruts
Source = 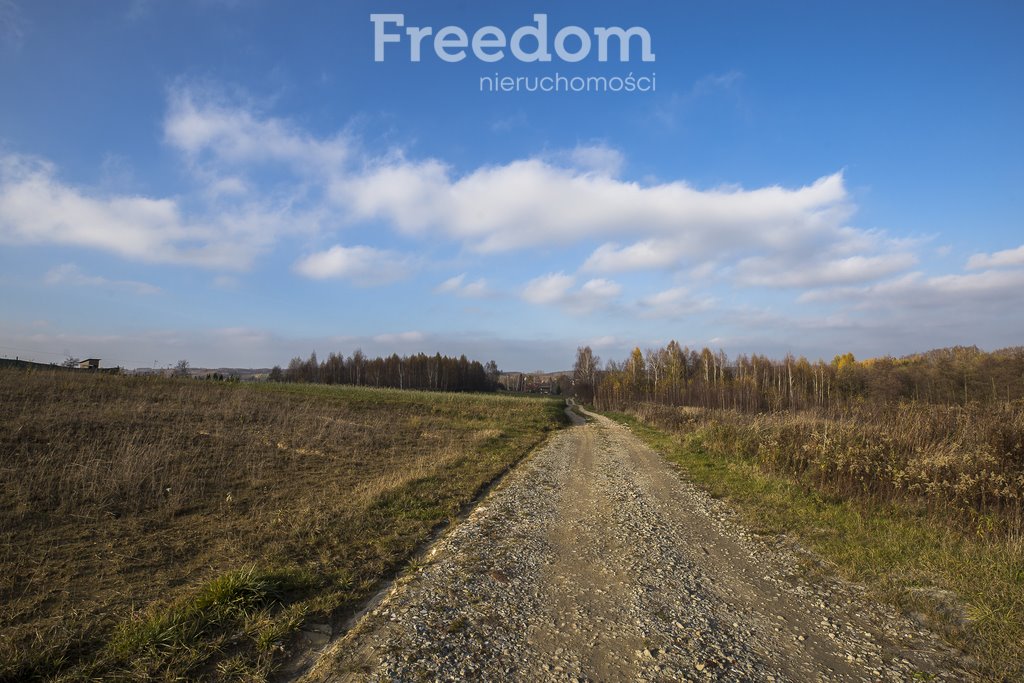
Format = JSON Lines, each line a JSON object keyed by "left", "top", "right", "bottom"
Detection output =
{"left": 297, "top": 406, "right": 972, "bottom": 682}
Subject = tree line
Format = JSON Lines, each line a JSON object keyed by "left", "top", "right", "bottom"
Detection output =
{"left": 574, "top": 343, "right": 1024, "bottom": 412}
{"left": 269, "top": 351, "right": 500, "bottom": 393}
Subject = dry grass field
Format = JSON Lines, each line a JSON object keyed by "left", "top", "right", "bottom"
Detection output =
{"left": 0, "top": 368, "right": 566, "bottom": 681}
{"left": 628, "top": 401, "right": 1024, "bottom": 523}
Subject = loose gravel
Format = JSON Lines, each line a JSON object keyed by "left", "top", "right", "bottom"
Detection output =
{"left": 299, "top": 408, "right": 973, "bottom": 682}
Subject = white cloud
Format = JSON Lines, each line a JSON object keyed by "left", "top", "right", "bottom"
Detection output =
{"left": 164, "top": 85, "right": 350, "bottom": 173}
{"left": 967, "top": 244, "right": 1024, "bottom": 270}
{"left": 208, "top": 176, "right": 248, "bottom": 197}
{"left": 44, "top": 263, "right": 161, "bottom": 295}
{"left": 3, "top": 77, "right": 967, "bottom": 345}
{"left": 460, "top": 278, "right": 489, "bottom": 298}
{"left": 522, "top": 273, "right": 621, "bottom": 314}
{"left": 714, "top": 266, "right": 1024, "bottom": 359}
{"left": 582, "top": 240, "right": 683, "bottom": 272}
{"left": 799, "top": 268, "right": 1024, "bottom": 309}
{"left": 435, "top": 273, "right": 490, "bottom": 298}
{"left": 1, "top": 85, "right": 881, "bottom": 295}
{"left": 736, "top": 253, "right": 917, "bottom": 288}
{"left": 523, "top": 272, "right": 575, "bottom": 305}
{"left": 293, "top": 244, "right": 412, "bottom": 285}
{"left": 373, "top": 331, "right": 425, "bottom": 344}
{"left": 579, "top": 278, "right": 622, "bottom": 299}
{"left": 435, "top": 273, "right": 466, "bottom": 293}
{"left": 635, "top": 287, "right": 714, "bottom": 319}
{"left": 901, "top": 269, "right": 1024, "bottom": 307}
{"left": 0, "top": 153, "right": 293, "bottom": 270}
{"left": 334, "top": 159, "right": 852, "bottom": 256}
{"left": 566, "top": 144, "right": 625, "bottom": 177}
{"left": 0, "top": 155, "right": 202, "bottom": 263}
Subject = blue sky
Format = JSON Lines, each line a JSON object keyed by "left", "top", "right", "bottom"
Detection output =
{"left": 1, "top": 1, "right": 1021, "bottom": 371}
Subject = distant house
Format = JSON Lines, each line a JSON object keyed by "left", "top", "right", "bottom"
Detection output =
{"left": 78, "top": 358, "right": 100, "bottom": 370}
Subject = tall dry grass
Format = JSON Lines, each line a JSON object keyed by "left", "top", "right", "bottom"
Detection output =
{"left": 627, "top": 401, "right": 1024, "bottom": 532}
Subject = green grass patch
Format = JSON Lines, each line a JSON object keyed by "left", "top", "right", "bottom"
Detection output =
{"left": 101, "top": 566, "right": 315, "bottom": 677}
{"left": 606, "top": 411, "right": 1024, "bottom": 681}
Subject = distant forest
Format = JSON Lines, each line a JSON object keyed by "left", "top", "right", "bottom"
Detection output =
{"left": 266, "top": 344, "right": 1024, "bottom": 405}
{"left": 270, "top": 351, "right": 500, "bottom": 393}
{"left": 574, "top": 344, "right": 1024, "bottom": 411}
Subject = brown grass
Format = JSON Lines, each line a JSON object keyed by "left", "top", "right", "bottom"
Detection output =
{"left": 627, "top": 401, "right": 1024, "bottom": 529}
{"left": 0, "top": 369, "right": 566, "bottom": 681}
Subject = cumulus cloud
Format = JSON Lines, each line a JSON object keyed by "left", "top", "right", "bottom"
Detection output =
{"left": 799, "top": 268, "right": 1024, "bottom": 310}
{"left": 435, "top": 273, "right": 466, "bottom": 293}
{"left": 164, "top": 84, "right": 350, "bottom": 173}
{"left": 736, "top": 253, "right": 918, "bottom": 288}
{"left": 460, "top": 279, "right": 490, "bottom": 298}
{"left": 0, "top": 155, "right": 208, "bottom": 264}
{"left": 293, "top": 244, "right": 412, "bottom": 285}
{"left": 1, "top": 84, "right": 880, "bottom": 294}
{"left": 522, "top": 272, "right": 576, "bottom": 305}
{"left": 580, "top": 278, "right": 622, "bottom": 299}
{"left": 0, "top": 153, "right": 298, "bottom": 270}
{"left": 522, "top": 273, "right": 621, "bottom": 314}
{"left": 44, "top": 263, "right": 161, "bottom": 295}
{"left": 967, "top": 244, "right": 1024, "bottom": 270}
{"left": 582, "top": 240, "right": 684, "bottom": 272}
{"left": 635, "top": 287, "right": 714, "bottom": 319}
{"left": 435, "top": 273, "right": 490, "bottom": 298}
{"left": 335, "top": 160, "right": 852, "bottom": 255}
{"left": 2, "top": 77, "right": 975, "bottom": 342}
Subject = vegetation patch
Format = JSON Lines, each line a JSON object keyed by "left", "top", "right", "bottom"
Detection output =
{"left": 103, "top": 566, "right": 314, "bottom": 679}
{"left": 0, "top": 369, "right": 567, "bottom": 681}
{"left": 606, "top": 409, "right": 1024, "bottom": 680}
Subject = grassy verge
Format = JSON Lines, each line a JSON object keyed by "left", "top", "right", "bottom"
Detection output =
{"left": 605, "top": 410, "right": 1023, "bottom": 681}
{"left": 0, "top": 370, "right": 567, "bottom": 681}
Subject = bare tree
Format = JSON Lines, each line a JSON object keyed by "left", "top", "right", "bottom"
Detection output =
{"left": 484, "top": 360, "right": 500, "bottom": 388}
{"left": 572, "top": 346, "right": 600, "bottom": 404}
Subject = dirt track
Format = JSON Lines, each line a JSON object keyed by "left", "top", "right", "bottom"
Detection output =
{"left": 298, "top": 406, "right": 970, "bottom": 681}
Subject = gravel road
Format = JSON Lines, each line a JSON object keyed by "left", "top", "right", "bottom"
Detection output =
{"left": 298, "top": 406, "right": 971, "bottom": 682}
